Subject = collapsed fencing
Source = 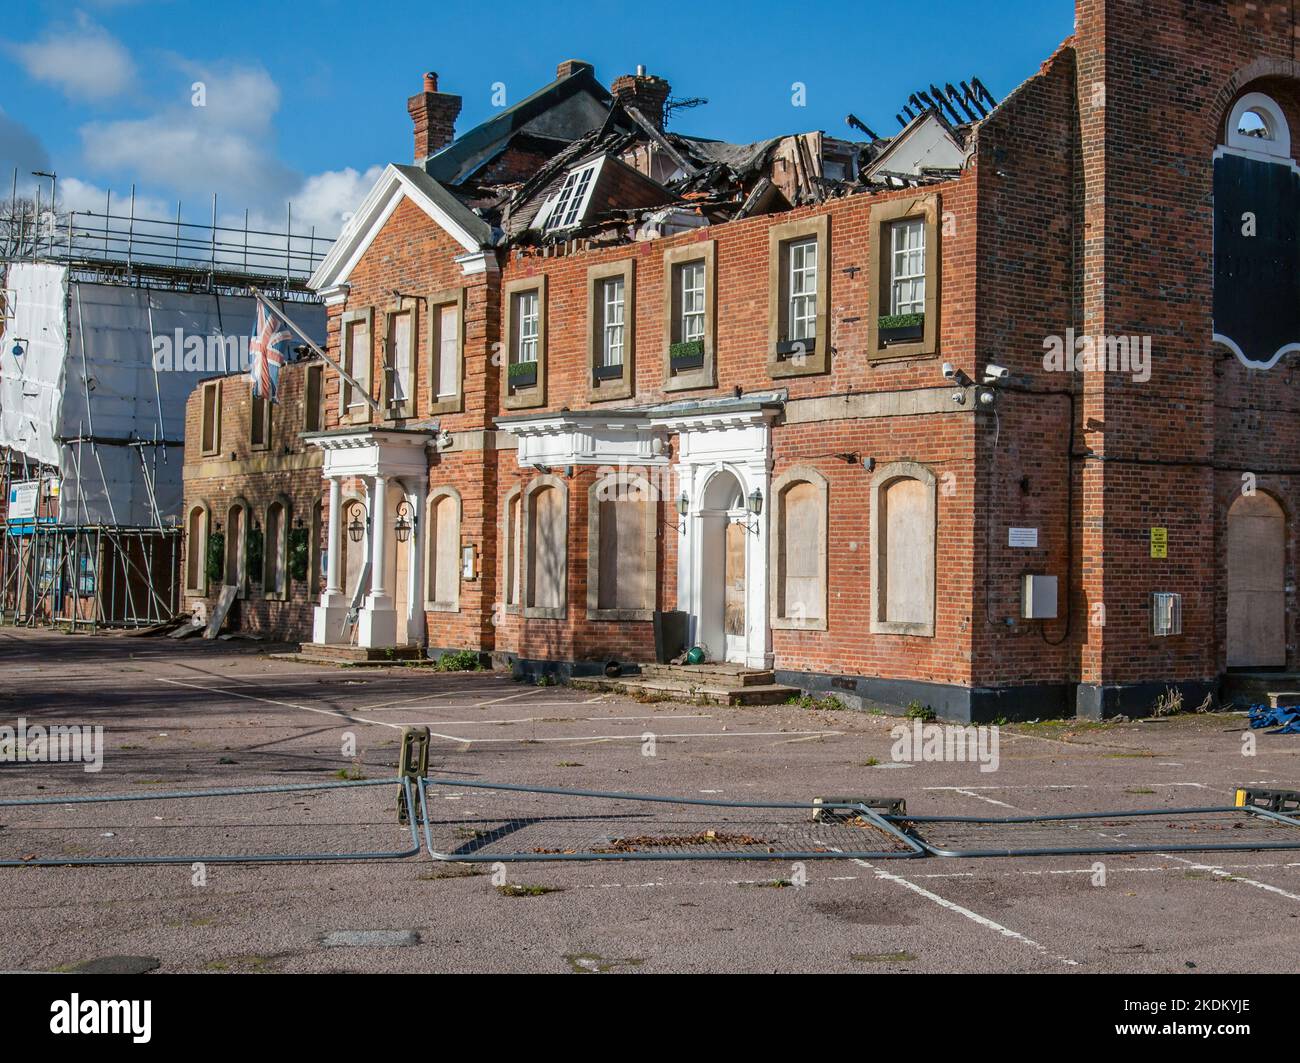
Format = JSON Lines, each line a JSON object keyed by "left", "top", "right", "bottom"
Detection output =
{"left": 3, "top": 768, "right": 1300, "bottom": 868}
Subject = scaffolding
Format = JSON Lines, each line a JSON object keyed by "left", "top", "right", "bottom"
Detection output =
{"left": 1, "top": 170, "right": 331, "bottom": 630}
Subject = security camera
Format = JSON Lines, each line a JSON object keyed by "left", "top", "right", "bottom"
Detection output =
{"left": 942, "top": 362, "right": 956, "bottom": 379}
{"left": 983, "top": 364, "right": 1010, "bottom": 384}
{"left": 942, "top": 363, "right": 974, "bottom": 388}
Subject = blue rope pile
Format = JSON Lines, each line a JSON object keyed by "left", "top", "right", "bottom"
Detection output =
{"left": 1247, "top": 704, "right": 1300, "bottom": 734}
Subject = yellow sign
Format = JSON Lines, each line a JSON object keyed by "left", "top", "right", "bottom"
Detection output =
{"left": 1150, "top": 527, "right": 1168, "bottom": 559}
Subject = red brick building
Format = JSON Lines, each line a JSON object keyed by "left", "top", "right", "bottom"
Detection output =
{"left": 182, "top": 0, "right": 1300, "bottom": 720}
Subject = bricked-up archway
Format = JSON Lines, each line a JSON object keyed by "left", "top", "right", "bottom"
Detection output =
{"left": 1226, "top": 492, "right": 1287, "bottom": 669}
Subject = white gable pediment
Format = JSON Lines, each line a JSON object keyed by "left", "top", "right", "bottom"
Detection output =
{"left": 309, "top": 165, "right": 493, "bottom": 296}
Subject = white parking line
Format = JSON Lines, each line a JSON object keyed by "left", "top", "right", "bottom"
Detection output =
{"left": 156, "top": 677, "right": 406, "bottom": 732}
{"left": 850, "top": 858, "right": 1081, "bottom": 967}
{"left": 415, "top": 728, "right": 844, "bottom": 745}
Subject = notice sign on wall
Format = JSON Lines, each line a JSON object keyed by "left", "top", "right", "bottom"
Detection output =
{"left": 1008, "top": 527, "right": 1039, "bottom": 548}
{"left": 1150, "top": 527, "right": 1168, "bottom": 559}
{"left": 7, "top": 481, "right": 38, "bottom": 520}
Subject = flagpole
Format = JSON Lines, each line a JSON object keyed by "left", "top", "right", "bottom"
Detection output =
{"left": 251, "top": 288, "right": 383, "bottom": 415}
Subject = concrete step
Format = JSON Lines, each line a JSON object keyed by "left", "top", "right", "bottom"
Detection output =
{"left": 1222, "top": 672, "right": 1300, "bottom": 706}
{"left": 572, "top": 675, "right": 799, "bottom": 707}
{"left": 275, "top": 643, "right": 425, "bottom": 667}
{"left": 638, "top": 663, "right": 776, "bottom": 686}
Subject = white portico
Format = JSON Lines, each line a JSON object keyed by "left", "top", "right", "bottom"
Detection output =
{"left": 306, "top": 428, "right": 433, "bottom": 648}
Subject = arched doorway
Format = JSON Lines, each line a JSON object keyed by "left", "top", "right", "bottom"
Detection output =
{"left": 1227, "top": 492, "right": 1287, "bottom": 668}
{"left": 698, "top": 469, "right": 748, "bottom": 663}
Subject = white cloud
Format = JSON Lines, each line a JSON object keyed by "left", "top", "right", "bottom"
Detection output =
{"left": 9, "top": 15, "right": 136, "bottom": 102}
{"left": 80, "top": 61, "right": 297, "bottom": 209}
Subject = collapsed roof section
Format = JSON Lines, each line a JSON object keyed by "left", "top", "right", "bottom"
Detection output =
{"left": 325, "top": 62, "right": 1000, "bottom": 277}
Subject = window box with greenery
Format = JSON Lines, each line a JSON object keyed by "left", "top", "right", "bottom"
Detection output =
{"left": 877, "top": 312, "right": 925, "bottom": 346}
{"left": 669, "top": 339, "right": 705, "bottom": 371}
{"left": 501, "top": 277, "right": 546, "bottom": 410}
{"left": 508, "top": 360, "right": 538, "bottom": 389}
{"left": 663, "top": 241, "right": 716, "bottom": 391}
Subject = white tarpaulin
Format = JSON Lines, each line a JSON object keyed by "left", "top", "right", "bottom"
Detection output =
{"left": 0, "top": 262, "right": 323, "bottom": 526}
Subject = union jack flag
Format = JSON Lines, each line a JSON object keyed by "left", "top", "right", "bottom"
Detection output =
{"left": 248, "top": 301, "right": 293, "bottom": 403}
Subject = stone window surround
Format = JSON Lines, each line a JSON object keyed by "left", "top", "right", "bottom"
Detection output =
{"left": 199, "top": 380, "right": 222, "bottom": 456}
{"left": 587, "top": 259, "right": 635, "bottom": 403}
{"left": 663, "top": 240, "right": 717, "bottom": 392}
{"left": 501, "top": 275, "right": 548, "bottom": 412}
{"left": 381, "top": 300, "right": 419, "bottom": 421}
{"left": 866, "top": 193, "right": 942, "bottom": 363}
{"left": 768, "top": 465, "right": 829, "bottom": 631}
{"left": 425, "top": 485, "right": 462, "bottom": 613}
{"left": 339, "top": 307, "right": 374, "bottom": 425}
{"left": 869, "top": 460, "right": 937, "bottom": 637}
{"left": 767, "top": 213, "right": 830, "bottom": 379}
{"left": 427, "top": 287, "right": 466, "bottom": 416}
{"left": 263, "top": 494, "right": 292, "bottom": 601}
{"left": 521, "top": 472, "right": 568, "bottom": 620}
{"left": 586, "top": 470, "right": 658, "bottom": 622}
{"left": 185, "top": 501, "right": 211, "bottom": 596}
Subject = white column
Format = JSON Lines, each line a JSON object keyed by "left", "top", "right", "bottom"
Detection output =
{"left": 371, "top": 475, "right": 388, "bottom": 599}
{"left": 325, "top": 477, "right": 343, "bottom": 596}
{"left": 358, "top": 474, "right": 397, "bottom": 647}
{"left": 313, "top": 474, "right": 350, "bottom": 644}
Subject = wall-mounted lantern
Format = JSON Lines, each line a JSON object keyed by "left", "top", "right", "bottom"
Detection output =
{"left": 393, "top": 499, "right": 416, "bottom": 544}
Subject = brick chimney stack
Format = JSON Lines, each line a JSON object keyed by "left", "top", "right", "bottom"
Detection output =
{"left": 611, "top": 65, "right": 672, "bottom": 131}
{"left": 556, "top": 59, "right": 592, "bottom": 79}
{"left": 407, "top": 71, "right": 462, "bottom": 162}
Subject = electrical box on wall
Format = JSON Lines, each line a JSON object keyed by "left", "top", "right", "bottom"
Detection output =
{"left": 1021, "top": 574, "right": 1058, "bottom": 620}
{"left": 1152, "top": 592, "right": 1182, "bottom": 636}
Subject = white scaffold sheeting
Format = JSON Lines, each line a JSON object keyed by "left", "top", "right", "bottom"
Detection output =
{"left": 0, "top": 262, "right": 324, "bottom": 527}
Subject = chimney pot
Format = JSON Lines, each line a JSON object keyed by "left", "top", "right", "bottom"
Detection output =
{"left": 423, "top": 71, "right": 438, "bottom": 92}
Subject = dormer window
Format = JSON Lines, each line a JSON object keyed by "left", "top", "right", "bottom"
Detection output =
{"left": 539, "top": 159, "right": 603, "bottom": 232}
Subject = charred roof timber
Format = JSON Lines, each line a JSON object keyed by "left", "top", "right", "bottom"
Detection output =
{"left": 406, "top": 62, "right": 1000, "bottom": 253}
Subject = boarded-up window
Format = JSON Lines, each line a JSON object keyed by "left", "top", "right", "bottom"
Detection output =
{"left": 597, "top": 499, "right": 650, "bottom": 611}
{"left": 250, "top": 394, "right": 271, "bottom": 449}
{"left": 310, "top": 500, "right": 324, "bottom": 602}
{"left": 225, "top": 504, "right": 245, "bottom": 593}
{"left": 527, "top": 485, "right": 565, "bottom": 613}
{"left": 264, "top": 501, "right": 288, "bottom": 598}
{"left": 437, "top": 304, "right": 459, "bottom": 398}
{"left": 881, "top": 477, "right": 932, "bottom": 627}
{"left": 342, "top": 315, "right": 370, "bottom": 409}
{"left": 200, "top": 382, "right": 221, "bottom": 454}
{"left": 342, "top": 500, "right": 365, "bottom": 598}
{"left": 387, "top": 310, "right": 412, "bottom": 411}
{"left": 186, "top": 506, "right": 207, "bottom": 593}
{"left": 427, "top": 491, "right": 460, "bottom": 609}
{"left": 778, "top": 481, "right": 822, "bottom": 622}
{"left": 505, "top": 490, "right": 522, "bottom": 607}
{"left": 304, "top": 363, "right": 323, "bottom": 432}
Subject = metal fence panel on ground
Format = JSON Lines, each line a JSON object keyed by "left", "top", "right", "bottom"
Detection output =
{"left": 416, "top": 777, "right": 926, "bottom": 862}
{"left": 894, "top": 806, "right": 1300, "bottom": 857}
{"left": 0, "top": 778, "right": 421, "bottom": 866}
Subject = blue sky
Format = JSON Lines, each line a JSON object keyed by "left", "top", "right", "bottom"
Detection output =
{"left": 1, "top": 0, "right": 1074, "bottom": 236}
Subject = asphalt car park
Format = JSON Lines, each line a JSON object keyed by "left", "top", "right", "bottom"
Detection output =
{"left": 2, "top": 628, "right": 1299, "bottom": 974}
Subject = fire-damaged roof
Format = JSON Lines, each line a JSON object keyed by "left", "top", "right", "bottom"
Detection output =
{"left": 414, "top": 65, "right": 999, "bottom": 253}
